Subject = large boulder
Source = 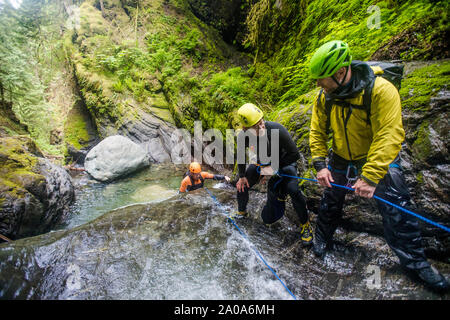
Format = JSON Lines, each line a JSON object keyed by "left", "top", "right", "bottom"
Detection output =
{"left": 0, "top": 136, "right": 74, "bottom": 240}
{"left": 84, "top": 135, "right": 150, "bottom": 182}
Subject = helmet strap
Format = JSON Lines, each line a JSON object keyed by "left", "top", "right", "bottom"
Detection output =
{"left": 332, "top": 66, "right": 349, "bottom": 88}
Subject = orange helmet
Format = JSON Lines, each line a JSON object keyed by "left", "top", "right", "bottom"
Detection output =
{"left": 189, "top": 162, "right": 201, "bottom": 173}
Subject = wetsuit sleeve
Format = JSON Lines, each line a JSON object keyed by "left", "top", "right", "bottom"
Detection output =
{"left": 278, "top": 124, "right": 300, "bottom": 168}
{"left": 201, "top": 172, "right": 214, "bottom": 179}
{"left": 179, "top": 177, "right": 189, "bottom": 192}
{"left": 309, "top": 91, "right": 329, "bottom": 171}
{"left": 361, "top": 79, "right": 404, "bottom": 186}
{"left": 213, "top": 174, "right": 225, "bottom": 180}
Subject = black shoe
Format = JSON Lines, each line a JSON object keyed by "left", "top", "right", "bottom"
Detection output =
{"left": 231, "top": 211, "right": 248, "bottom": 219}
{"left": 300, "top": 221, "right": 313, "bottom": 246}
{"left": 312, "top": 237, "right": 328, "bottom": 258}
{"left": 409, "top": 265, "right": 450, "bottom": 294}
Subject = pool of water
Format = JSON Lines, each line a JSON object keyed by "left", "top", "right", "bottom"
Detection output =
{"left": 57, "top": 163, "right": 222, "bottom": 230}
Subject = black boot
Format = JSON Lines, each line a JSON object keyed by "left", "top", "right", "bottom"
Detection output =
{"left": 406, "top": 265, "right": 450, "bottom": 294}
{"left": 312, "top": 235, "right": 328, "bottom": 258}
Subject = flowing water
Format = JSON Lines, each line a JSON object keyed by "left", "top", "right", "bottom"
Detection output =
{"left": 0, "top": 163, "right": 449, "bottom": 300}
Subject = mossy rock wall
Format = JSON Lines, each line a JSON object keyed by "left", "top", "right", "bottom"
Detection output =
{"left": 0, "top": 136, "right": 74, "bottom": 240}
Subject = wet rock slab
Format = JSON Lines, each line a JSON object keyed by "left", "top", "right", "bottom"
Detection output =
{"left": 0, "top": 188, "right": 448, "bottom": 300}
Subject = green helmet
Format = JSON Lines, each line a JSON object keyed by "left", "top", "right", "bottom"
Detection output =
{"left": 309, "top": 40, "right": 352, "bottom": 79}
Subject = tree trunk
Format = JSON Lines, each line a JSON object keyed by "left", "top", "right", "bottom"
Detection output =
{"left": 135, "top": 3, "right": 139, "bottom": 47}
{"left": 99, "top": 0, "right": 105, "bottom": 18}
{"left": 0, "top": 80, "right": 4, "bottom": 106}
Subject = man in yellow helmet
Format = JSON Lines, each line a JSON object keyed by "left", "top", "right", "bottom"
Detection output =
{"left": 179, "top": 162, "right": 230, "bottom": 192}
{"left": 235, "top": 103, "right": 313, "bottom": 246}
{"left": 309, "top": 40, "right": 449, "bottom": 293}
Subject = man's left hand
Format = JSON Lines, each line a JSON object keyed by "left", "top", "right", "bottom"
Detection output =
{"left": 352, "top": 179, "right": 376, "bottom": 199}
{"left": 260, "top": 166, "right": 274, "bottom": 176}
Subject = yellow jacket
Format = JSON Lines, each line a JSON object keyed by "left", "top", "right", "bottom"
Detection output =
{"left": 310, "top": 75, "right": 405, "bottom": 186}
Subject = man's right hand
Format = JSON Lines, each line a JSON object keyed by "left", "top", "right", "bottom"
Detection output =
{"left": 317, "top": 168, "right": 334, "bottom": 188}
{"left": 236, "top": 177, "right": 250, "bottom": 193}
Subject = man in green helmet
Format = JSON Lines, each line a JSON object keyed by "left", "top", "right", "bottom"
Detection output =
{"left": 235, "top": 103, "right": 313, "bottom": 245}
{"left": 308, "top": 40, "right": 449, "bottom": 293}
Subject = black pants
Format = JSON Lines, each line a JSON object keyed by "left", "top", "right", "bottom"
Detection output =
{"left": 315, "top": 157, "right": 430, "bottom": 271}
{"left": 237, "top": 164, "right": 309, "bottom": 224}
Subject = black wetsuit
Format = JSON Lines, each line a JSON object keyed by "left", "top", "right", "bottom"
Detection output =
{"left": 237, "top": 121, "right": 308, "bottom": 224}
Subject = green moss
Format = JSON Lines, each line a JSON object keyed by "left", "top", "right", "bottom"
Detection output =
{"left": 0, "top": 137, "right": 39, "bottom": 172}
{"left": 412, "top": 121, "right": 432, "bottom": 162}
{"left": 0, "top": 136, "right": 46, "bottom": 202}
{"left": 149, "top": 94, "right": 170, "bottom": 109}
{"left": 78, "top": 1, "right": 109, "bottom": 38}
{"left": 416, "top": 172, "right": 424, "bottom": 184}
{"left": 7, "top": 170, "right": 46, "bottom": 190}
{"left": 147, "top": 107, "right": 175, "bottom": 125}
{"left": 64, "top": 109, "right": 91, "bottom": 150}
{"left": 400, "top": 61, "right": 450, "bottom": 111}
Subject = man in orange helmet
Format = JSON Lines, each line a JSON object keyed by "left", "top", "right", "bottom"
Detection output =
{"left": 179, "top": 162, "right": 230, "bottom": 192}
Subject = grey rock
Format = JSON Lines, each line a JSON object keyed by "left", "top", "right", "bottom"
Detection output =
{"left": 84, "top": 135, "right": 150, "bottom": 182}
{"left": 116, "top": 111, "right": 189, "bottom": 165}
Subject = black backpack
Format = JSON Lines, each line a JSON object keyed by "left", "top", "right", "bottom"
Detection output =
{"left": 320, "top": 61, "right": 404, "bottom": 133}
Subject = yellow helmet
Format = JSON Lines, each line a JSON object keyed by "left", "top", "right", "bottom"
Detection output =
{"left": 189, "top": 162, "right": 201, "bottom": 173}
{"left": 237, "top": 103, "right": 264, "bottom": 127}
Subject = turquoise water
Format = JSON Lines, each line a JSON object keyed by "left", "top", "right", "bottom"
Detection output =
{"left": 57, "top": 164, "right": 192, "bottom": 230}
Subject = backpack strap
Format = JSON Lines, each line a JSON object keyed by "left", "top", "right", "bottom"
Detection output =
{"left": 362, "top": 77, "right": 375, "bottom": 126}
{"left": 189, "top": 174, "right": 204, "bottom": 186}
{"left": 322, "top": 77, "right": 375, "bottom": 133}
{"left": 317, "top": 89, "right": 332, "bottom": 135}
{"left": 187, "top": 173, "right": 205, "bottom": 191}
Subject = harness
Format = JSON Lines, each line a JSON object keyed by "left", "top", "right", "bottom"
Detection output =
{"left": 186, "top": 172, "right": 205, "bottom": 191}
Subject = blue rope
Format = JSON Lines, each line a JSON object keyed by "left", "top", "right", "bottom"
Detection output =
{"left": 276, "top": 172, "right": 450, "bottom": 233}
{"left": 204, "top": 187, "right": 297, "bottom": 300}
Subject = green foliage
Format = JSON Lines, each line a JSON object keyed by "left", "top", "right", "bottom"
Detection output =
{"left": 400, "top": 61, "right": 450, "bottom": 111}
{"left": 0, "top": 0, "right": 67, "bottom": 155}
{"left": 245, "top": 0, "right": 449, "bottom": 111}
{"left": 64, "top": 110, "right": 91, "bottom": 150}
{"left": 208, "top": 67, "right": 257, "bottom": 113}
{"left": 177, "top": 28, "right": 202, "bottom": 61}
